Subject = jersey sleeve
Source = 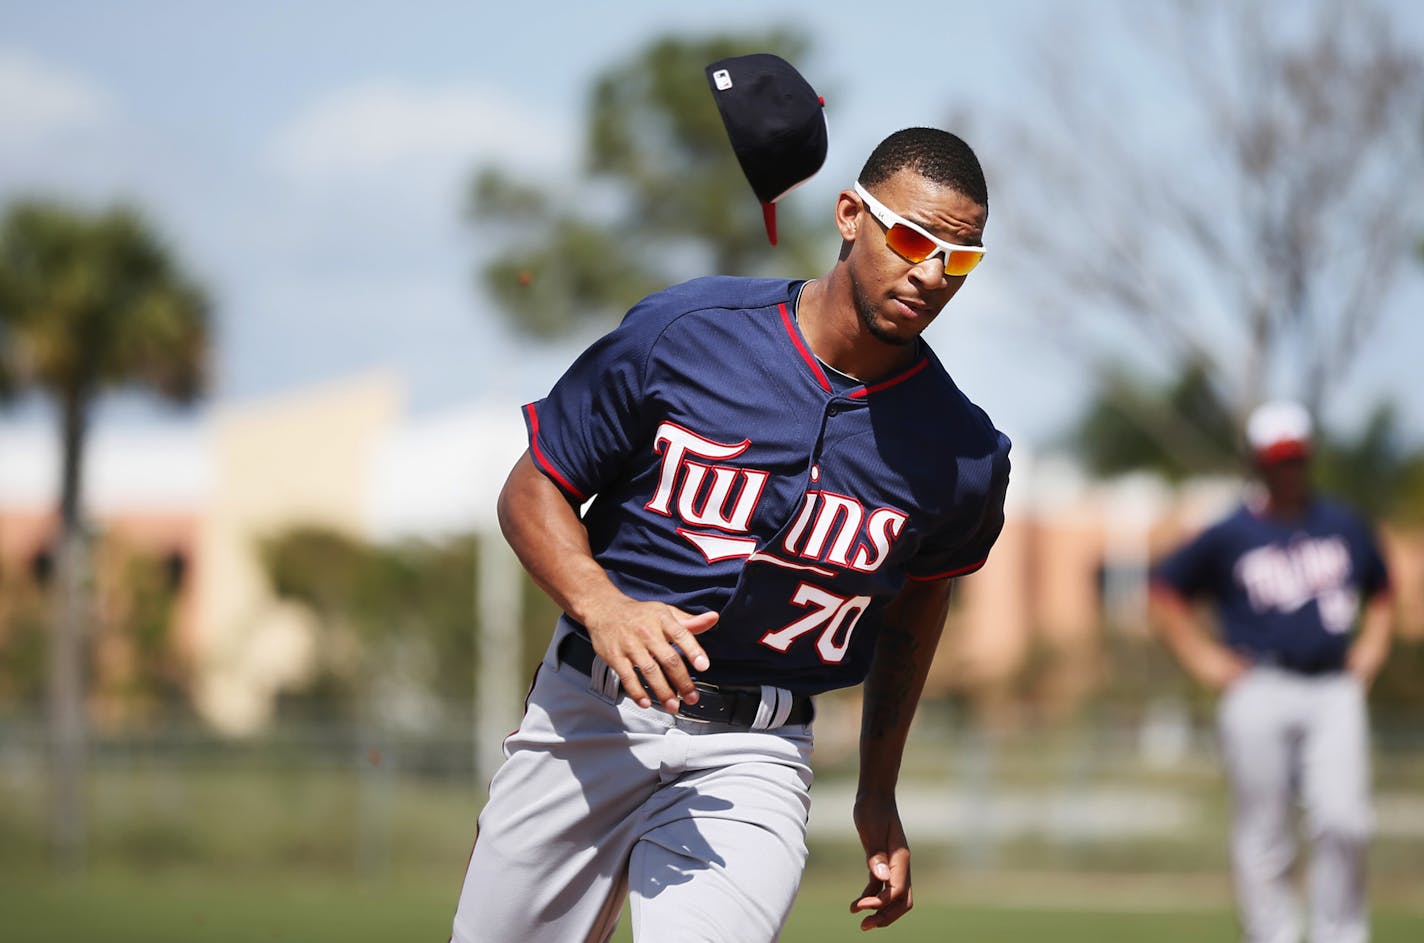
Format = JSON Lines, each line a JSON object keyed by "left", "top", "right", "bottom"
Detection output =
{"left": 905, "top": 431, "right": 1011, "bottom": 581}
{"left": 522, "top": 298, "right": 667, "bottom": 501}
{"left": 1150, "top": 524, "right": 1222, "bottom": 600}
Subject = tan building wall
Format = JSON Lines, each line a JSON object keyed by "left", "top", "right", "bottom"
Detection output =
{"left": 1381, "top": 527, "right": 1424, "bottom": 641}
{"left": 937, "top": 515, "right": 1032, "bottom": 693}
{"left": 193, "top": 373, "right": 401, "bottom": 733}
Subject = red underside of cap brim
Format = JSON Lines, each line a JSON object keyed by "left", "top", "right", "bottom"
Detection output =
{"left": 1256, "top": 440, "right": 1311, "bottom": 464}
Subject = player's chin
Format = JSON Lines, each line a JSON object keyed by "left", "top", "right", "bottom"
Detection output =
{"left": 868, "top": 309, "right": 930, "bottom": 346}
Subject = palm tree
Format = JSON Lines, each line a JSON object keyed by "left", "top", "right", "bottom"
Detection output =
{"left": 0, "top": 199, "right": 211, "bottom": 870}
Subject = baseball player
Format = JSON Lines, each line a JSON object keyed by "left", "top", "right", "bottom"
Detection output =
{"left": 1149, "top": 400, "right": 1393, "bottom": 943}
{"left": 447, "top": 122, "right": 1009, "bottom": 942}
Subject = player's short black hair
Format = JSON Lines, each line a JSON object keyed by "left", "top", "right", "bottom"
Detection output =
{"left": 858, "top": 128, "right": 988, "bottom": 207}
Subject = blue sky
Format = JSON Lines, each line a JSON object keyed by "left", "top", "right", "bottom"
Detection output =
{"left": 2, "top": 0, "right": 1421, "bottom": 452}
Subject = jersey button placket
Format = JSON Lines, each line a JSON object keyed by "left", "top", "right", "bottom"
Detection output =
{"left": 811, "top": 399, "right": 851, "bottom": 474}
{"left": 810, "top": 401, "right": 838, "bottom": 473}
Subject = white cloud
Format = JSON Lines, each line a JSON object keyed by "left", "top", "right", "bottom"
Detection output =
{"left": 268, "top": 81, "right": 575, "bottom": 187}
{"left": 0, "top": 48, "right": 116, "bottom": 145}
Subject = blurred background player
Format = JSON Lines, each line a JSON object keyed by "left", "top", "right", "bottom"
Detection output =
{"left": 1149, "top": 400, "right": 1394, "bottom": 943}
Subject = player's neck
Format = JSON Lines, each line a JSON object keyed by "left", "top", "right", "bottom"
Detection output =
{"left": 1259, "top": 489, "right": 1312, "bottom": 521}
{"left": 795, "top": 277, "right": 920, "bottom": 382}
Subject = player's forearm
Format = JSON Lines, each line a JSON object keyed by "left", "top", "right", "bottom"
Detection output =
{"left": 1148, "top": 587, "right": 1246, "bottom": 689}
{"left": 856, "top": 579, "right": 952, "bottom": 800}
{"left": 1347, "top": 595, "right": 1393, "bottom": 684}
{"left": 497, "top": 451, "right": 627, "bottom": 625}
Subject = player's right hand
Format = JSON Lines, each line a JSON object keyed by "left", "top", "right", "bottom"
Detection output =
{"left": 584, "top": 599, "right": 718, "bottom": 713}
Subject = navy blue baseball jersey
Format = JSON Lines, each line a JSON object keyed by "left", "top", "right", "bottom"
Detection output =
{"left": 1152, "top": 499, "right": 1390, "bottom": 672}
{"left": 523, "top": 276, "right": 1011, "bottom": 694}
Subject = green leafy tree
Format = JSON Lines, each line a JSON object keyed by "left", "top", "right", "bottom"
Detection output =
{"left": 261, "top": 527, "right": 477, "bottom": 723}
{"left": 260, "top": 527, "right": 383, "bottom": 716}
{"left": 1315, "top": 402, "right": 1424, "bottom": 522}
{"left": 0, "top": 199, "right": 211, "bottom": 869}
{"left": 1070, "top": 364, "right": 1424, "bottom": 520}
{"left": 1070, "top": 359, "right": 1239, "bottom": 481}
{"left": 260, "top": 525, "right": 568, "bottom": 726}
{"left": 470, "top": 31, "right": 828, "bottom": 338}
{"left": 96, "top": 550, "right": 189, "bottom": 725}
{"left": 0, "top": 577, "right": 49, "bottom": 710}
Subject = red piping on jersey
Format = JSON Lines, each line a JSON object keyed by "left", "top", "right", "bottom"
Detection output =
{"left": 907, "top": 556, "right": 987, "bottom": 582}
{"left": 523, "top": 403, "right": 589, "bottom": 501}
{"left": 779, "top": 302, "right": 831, "bottom": 393}
{"left": 849, "top": 357, "right": 929, "bottom": 398}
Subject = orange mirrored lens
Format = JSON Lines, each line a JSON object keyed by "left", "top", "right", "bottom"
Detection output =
{"left": 885, "top": 224, "right": 983, "bottom": 276}
{"left": 944, "top": 250, "right": 982, "bottom": 277}
{"left": 884, "top": 224, "right": 936, "bottom": 263}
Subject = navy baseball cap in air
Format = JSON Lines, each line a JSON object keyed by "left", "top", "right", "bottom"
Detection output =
{"left": 706, "top": 53, "right": 827, "bottom": 246}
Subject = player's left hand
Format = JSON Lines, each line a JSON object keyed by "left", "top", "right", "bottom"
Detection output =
{"left": 849, "top": 793, "right": 912, "bottom": 930}
{"left": 1346, "top": 647, "right": 1385, "bottom": 688}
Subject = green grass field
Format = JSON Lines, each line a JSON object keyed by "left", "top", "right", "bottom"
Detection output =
{"left": 6, "top": 870, "right": 1424, "bottom": 942}
{"left": 4, "top": 723, "right": 1422, "bottom": 941}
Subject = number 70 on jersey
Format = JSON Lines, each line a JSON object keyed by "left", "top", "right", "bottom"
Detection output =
{"left": 759, "top": 583, "right": 872, "bottom": 664}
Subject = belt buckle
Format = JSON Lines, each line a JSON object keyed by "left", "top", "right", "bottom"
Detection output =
{"left": 677, "top": 681, "right": 734, "bottom": 725}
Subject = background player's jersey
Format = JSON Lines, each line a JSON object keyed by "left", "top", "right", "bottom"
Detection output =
{"left": 524, "top": 276, "right": 1011, "bottom": 694}
{"left": 1152, "top": 499, "right": 1390, "bottom": 672}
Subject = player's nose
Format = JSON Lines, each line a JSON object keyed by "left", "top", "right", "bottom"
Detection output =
{"left": 907, "top": 255, "right": 950, "bottom": 290}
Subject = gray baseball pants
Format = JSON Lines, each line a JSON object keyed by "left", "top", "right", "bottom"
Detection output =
{"left": 450, "top": 623, "right": 815, "bottom": 943}
{"left": 1217, "top": 667, "right": 1373, "bottom": 943}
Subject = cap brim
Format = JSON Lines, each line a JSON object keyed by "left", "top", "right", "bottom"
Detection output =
{"left": 1255, "top": 440, "right": 1311, "bottom": 464}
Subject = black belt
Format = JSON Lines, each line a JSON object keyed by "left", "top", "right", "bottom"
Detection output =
{"left": 1250, "top": 651, "right": 1345, "bottom": 677}
{"left": 1275, "top": 661, "right": 1346, "bottom": 677}
{"left": 556, "top": 631, "right": 813, "bottom": 728}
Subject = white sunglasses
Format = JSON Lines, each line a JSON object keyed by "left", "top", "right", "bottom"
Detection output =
{"left": 853, "top": 182, "right": 985, "bottom": 276}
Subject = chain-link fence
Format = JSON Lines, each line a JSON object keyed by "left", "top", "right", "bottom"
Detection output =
{"left": 4, "top": 698, "right": 1422, "bottom": 902}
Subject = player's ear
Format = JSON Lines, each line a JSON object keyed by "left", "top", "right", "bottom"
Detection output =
{"left": 834, "top": 189, "right": 861, "bottom": 242}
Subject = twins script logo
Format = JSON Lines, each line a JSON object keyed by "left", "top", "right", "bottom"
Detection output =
{"left": 645, "top": 422, "right": 905, "bottom": 577}
{"left": 1234, "top": 536, "right": 1358, "bottom": 633}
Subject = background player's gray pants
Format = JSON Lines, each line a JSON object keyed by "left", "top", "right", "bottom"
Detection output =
{"left": 451, "top": 625, "right": 814, "bottom": 943}
{"left": 1217, "top": 667, "right": 1373, "bottom": 943}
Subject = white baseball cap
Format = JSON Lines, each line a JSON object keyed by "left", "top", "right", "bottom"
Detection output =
{"left": 1246, "top": 400, "right": 1313, "bottom": 463}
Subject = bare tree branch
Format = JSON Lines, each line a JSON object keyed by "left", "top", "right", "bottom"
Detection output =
{"left": 974, "top": 0, "right": 1424, "bottom": 470}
